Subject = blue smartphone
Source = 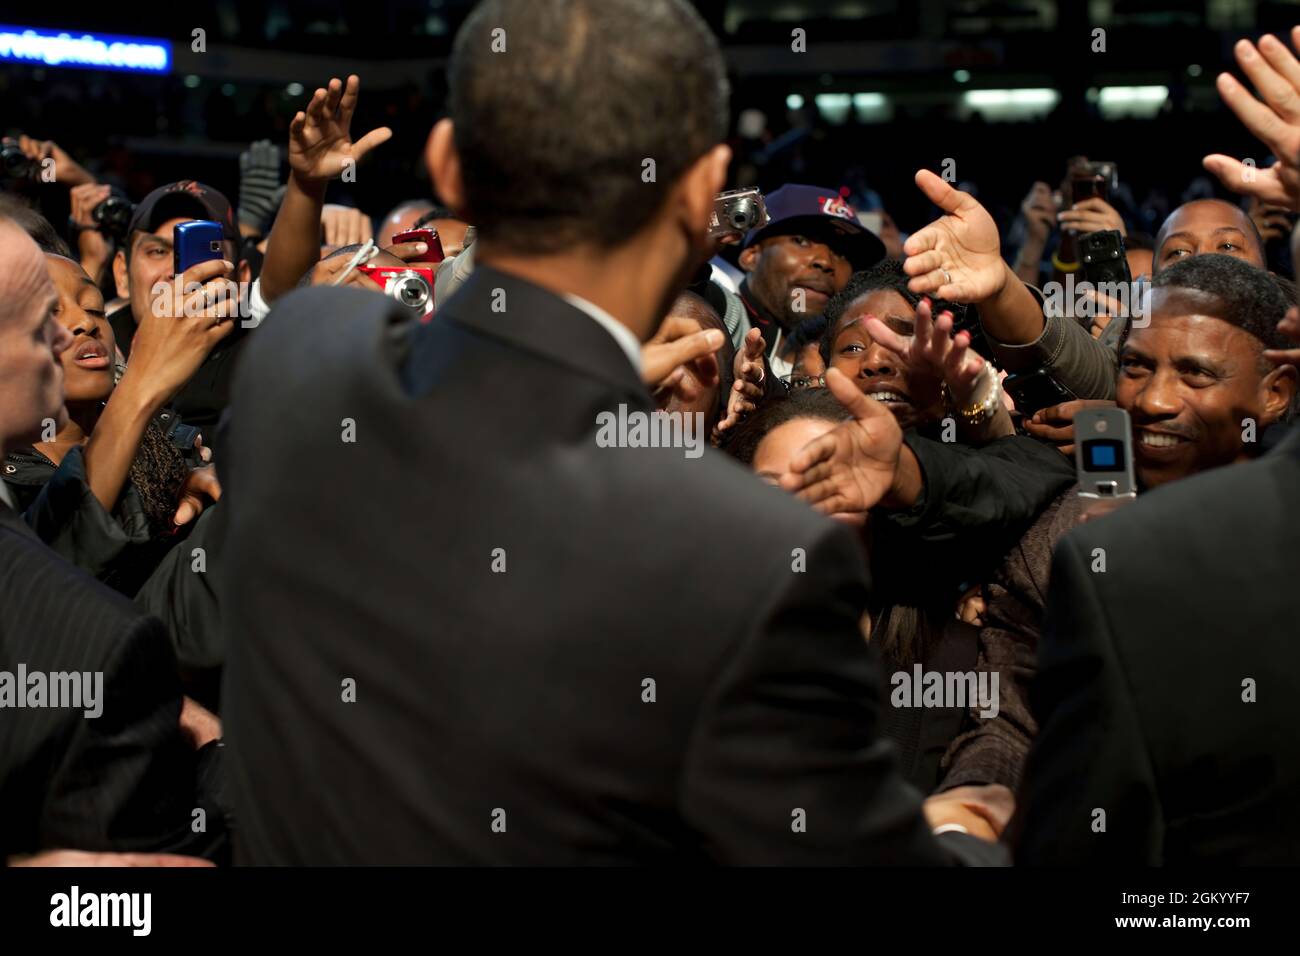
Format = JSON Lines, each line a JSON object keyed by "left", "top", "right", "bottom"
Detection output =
{"left": 173, "top": 220, "right": 225, "bottom": 275}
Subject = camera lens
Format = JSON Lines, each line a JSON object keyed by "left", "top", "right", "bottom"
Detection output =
{"left": 1, "top": 144, "right": 34, "bottom": 179}
{"left": 390, "top": 272, "right": 430, "bottom": 311}
{"left": 92, "top": 196, "right": 133, "bottom": 239}
{"left": 729, "top": 199, "right": 755, "bottom": 231}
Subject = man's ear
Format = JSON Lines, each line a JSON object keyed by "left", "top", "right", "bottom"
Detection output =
{"left": 426, "top": 119, "right": 467, "bottom": 218}
{"left": 738, "top": 241, "right": 761, "bottom": 273}
{"left": 112, "top": 249, "right": 129, "bottom": 300}
{"left": 1261, "top": 361, "right": 1298, "bottom": 424}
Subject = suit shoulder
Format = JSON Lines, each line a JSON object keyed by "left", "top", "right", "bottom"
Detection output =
{"left": 652, "top": 450, "right": 861, "bottom": 570}
{"left": 1064, "top": 450, "right": 1290, "bottom": 556}
{"left": 0, "top": 525, "right": 163, "bottom": 665}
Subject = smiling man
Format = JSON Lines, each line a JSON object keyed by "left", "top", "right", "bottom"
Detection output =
{"left": 1122, "top": 254, "right": 1294, "bottom": 485}
{"left": 937, "top": 252, "right": 1296, "bottom": 796}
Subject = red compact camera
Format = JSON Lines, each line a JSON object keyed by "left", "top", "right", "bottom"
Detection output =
{"left": 358, "top": 228, "right": 445, "bottom": 319}
{"left": 356, "top": 265, "right": 437, "bottom": 318}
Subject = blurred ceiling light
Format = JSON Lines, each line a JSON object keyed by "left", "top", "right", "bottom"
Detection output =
{"left": 1097, "top": 85, "right": 1168, "bottom": 118}
{"left": 962, "top": 88, "right": 1059, "bottom": 120}
{"left": 786, "top": 93, "right": 805, "bottom": 110}
{"left": 814, "top": 92, "right": 852, "bottom": 124}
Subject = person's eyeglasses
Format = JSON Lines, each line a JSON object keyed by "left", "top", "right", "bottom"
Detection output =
{"left": 787, "top": 374, "right": 826, "bottom": 390}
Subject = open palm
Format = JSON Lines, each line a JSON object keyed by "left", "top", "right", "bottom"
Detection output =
{"left": 780, "top": 368, "right": 903, "bottom": 515}
{"left": 903, "top": 169, "right": 1005, "bottom": 303}
{"left": 288, "top": 75, "right": 392, "bottom": 183}
{"left": 1203, "top": 29, "right": 1300, "bottom": 212}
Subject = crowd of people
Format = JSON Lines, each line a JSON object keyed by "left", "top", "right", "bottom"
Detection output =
{"left": 2, "top": 0, "right": 1299, "bottom": 866}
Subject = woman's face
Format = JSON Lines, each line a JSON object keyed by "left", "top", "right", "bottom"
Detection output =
{"left": 827, "top": 288, "right": 943, "bottom": 428}
{"left": 46, "top": 254, "right": 115, "bottom": 405}
{"left": 751, "top": 417, "right": 865, "bottom": 527}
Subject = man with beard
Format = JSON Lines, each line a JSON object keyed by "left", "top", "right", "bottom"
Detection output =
{"left": 707, "top": 185, "right": 885, "bottom": 380}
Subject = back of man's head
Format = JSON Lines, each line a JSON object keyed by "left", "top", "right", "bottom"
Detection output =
{"left": 447, "top": 0, "right": 729, "bottom": 255}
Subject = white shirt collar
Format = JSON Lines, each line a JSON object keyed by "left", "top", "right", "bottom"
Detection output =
{"left": 561, "top": 293, "right": 642, "bottom": 375}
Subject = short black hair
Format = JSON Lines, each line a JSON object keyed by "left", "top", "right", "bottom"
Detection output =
{"left": 1138, "top": 253, "right": 1292, "bottom": 362}
{"left": 724, "top": 388, "right": 851, "bottom": 467}
{"left": 448, "top": 0, "right": 729, "bottom": 254}
{"left": 818, "top": 258, "right": 960, "bottom": 365}
{"left": 0, "top": 193, "right": 71, "bottom": 257}
{"left": 787, "top": 313, "right": 828, "bottom": 352}
{"left": 413, "top": 205, "right": 459, "bottom": 228}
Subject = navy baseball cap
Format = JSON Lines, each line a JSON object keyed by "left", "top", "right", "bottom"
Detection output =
{"left": 128, "top": 180, "right": 239, "bottom": 243}
{"left": 743, "top": 184, "right": 886, "bottom": 270}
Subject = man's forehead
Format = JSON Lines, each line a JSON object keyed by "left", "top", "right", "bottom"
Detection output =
{"left": 1159, "top": 201, "right": 1251, "bottom": 241}
{"left": 1132, "top": 294, "right": 1258, "bottom": 351}
{"left": 137, "top": 216, "right": 198, "bottom": 244}
{"left": 0, "top": 224, "right": 51, "bottom": 296}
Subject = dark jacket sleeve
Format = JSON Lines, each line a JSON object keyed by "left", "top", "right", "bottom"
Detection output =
{"left": 887, "top": 434, "right": 1076, "bottom": 543}
{"left": 938, "top": 491, "right": 1079, "bottom": 791}
{"left": 133, "top": 503, "right": 226, "bottom": 707}
{"left": 40, "top": 609, "right": 229, "bottom": 861}
{"left": 982, "top": 285, "right": 1119, "bottom": 401}
{"left": 1011, "top": 531, "right": 1163, "bottom": 864}
{"left": 21, "top": 446, "right": 152, "bottom": 581}
{"left": 869, "top": 434, "right": 1075, "bottom": 610}
{"left": 678, "top": 521, "right": 1004, "bottom": 865}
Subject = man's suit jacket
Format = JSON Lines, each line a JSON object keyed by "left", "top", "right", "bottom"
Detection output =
{"left": 218, "top": 268, "right": 1001, "bottom": 865}
{"left": 1016, "top": 425, "right": 1300, "bottom": 864}
{"left": 0, "top": 503, "right": 223, "bottom": 860}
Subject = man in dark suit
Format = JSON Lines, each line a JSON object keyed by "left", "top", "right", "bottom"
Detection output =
{"left": 218, "top": 0, "right": 1006, "bottom": 864}
{"left": 0, "top": 215, "right": 225, "bottom": 862}
{"left": 1015, "top": 422, "right": 1300, "bottom": 863}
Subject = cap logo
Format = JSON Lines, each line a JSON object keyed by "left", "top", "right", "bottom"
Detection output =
{"left": 818, "top": 194, "right": 856, "bottom": 221}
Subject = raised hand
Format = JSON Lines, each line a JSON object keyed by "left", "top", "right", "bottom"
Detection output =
{"left": 779, "top": 367, "right": 910, "bottom": 515}
{"left": 288, "top": 75, "right": 392, "bottom": 185}
{"left": 1203, "top": 30, "right": 1300, "bottom": 211}
{"left": 864, "top": 297, "right": 987, "bottom": 407}
{"left": 321, "top": 203, "right": 374, "bottom": 250}
{"left": 904, "top": 169, "right": 1006, "bottom": 303}
{"left": 12, "top": 134, "right": 94, "bottom": 186}
{"left": 129, "top": 258, "right": 239, "bottom": 405}
{"left": 1056, "top": 196, "right": 1126, "bottom": 237}
{"left": 713, "top": 326, "right": 766, "bottom": 439}
{"left": 641, "top": 315, "right": 725, "bottom": 393}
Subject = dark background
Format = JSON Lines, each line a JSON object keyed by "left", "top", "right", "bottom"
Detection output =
{"left": 4, "top": 0, "right": 1300, "bottom": 239}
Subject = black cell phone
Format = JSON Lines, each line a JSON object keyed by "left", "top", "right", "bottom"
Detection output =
{"left": 173, "top": 220, "right": 225, "bottom": 275}
{"left": 1004, "top": 368, "right": 1077, "bottom": 417}
{"left": 1079, "top": 229, "right": 1132, "bottom": 288}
